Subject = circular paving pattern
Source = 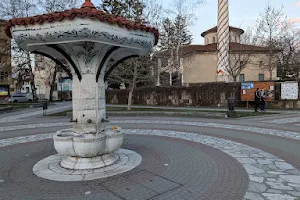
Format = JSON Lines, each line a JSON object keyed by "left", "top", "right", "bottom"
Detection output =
{"left": 33, "top": 149, "right": 142, "bottom": 181}
{"left": 0, "top": 135, "right": 248, "bottom": 200}
{"left": 2, "top": 107, "right": 300, "bottom": 200}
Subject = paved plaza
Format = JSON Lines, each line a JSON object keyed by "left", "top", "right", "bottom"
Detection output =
{"left": 0, "top": 102, "right": 300, "bottom": 200}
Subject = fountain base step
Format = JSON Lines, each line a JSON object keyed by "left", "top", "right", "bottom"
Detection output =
{"left": 61, "top": 153, "right": 119, "bottom": 170}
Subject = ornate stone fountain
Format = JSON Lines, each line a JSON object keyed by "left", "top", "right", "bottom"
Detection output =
{"left": 5, "top": 0, "right": 158, "bottom": 170}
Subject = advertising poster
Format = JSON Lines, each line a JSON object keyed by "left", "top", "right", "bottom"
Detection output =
{"left": 281, "top": 82, "right": 299, "bottom": 100}
{"left": 241, "top": 82, "right": 275, "bottom": 102}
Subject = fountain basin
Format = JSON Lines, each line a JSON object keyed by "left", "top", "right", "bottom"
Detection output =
{"left": 53, "top": 127, "right": 124, "bottom": 169}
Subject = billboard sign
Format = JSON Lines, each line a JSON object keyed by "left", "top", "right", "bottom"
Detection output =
{"left": 281, "top": 82, "right": 298, "bottom": 100}
{"left": 241, "top": 82, "right": 254, "bottom": 90}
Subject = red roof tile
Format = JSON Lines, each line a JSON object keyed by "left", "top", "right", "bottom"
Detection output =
{"left": 156, "top": 43, "right": 280, "bottom": 57}
{"left": 201, "top": 26, "right": 244, "bottom": 37}
{"left": 4, "top": 0, "right": 159, "bottom": 44}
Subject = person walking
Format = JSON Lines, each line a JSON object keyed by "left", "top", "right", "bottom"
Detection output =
{"left": 254, "top": 88, "right": 260, "bottom": 112}
{"left": 260, "top": 89, "right": 267, "bottom": 112}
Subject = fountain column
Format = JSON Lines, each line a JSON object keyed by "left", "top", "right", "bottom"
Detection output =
{"left": 72, "top": 73, "right": 107, "bottom": 133}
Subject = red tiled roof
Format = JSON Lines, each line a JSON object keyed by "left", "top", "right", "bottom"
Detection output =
{"left": 156, "top": 43, "right": 280, "bottom": 57}
{"left": 201, "top": 26, "right": 244, "bottom": 37}
{"left": 4, "top": 0, "right": 159, "bottom": 44}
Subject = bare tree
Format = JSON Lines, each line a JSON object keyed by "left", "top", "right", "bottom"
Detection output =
{"left": 35, "top": 0, "right": 79, "bottom": 101}
{"left": 0, "top": 0, "right": 40, "bottom": 100}
{"left": 102, "top": 0, "right": 162, "bottom": 110}
{"left": 225, "top": 27, "right": 259, "bottom": 83}
{"left": 0, "top": 21, "right": 11, "bottom": 83}
{"left": 276, "top": 30, "right": 300, "bottom": 80}
{"left": 37, "top": 0, "right": 80, "bottom": 12}
{"left": 158, "top": 0, "right": 202, "bottom": 86}
{"left": 107, "top": 56, "right": 155, "bottom": 110}
{"left": 255, "top": 3, "right": 289, "bottom": 80}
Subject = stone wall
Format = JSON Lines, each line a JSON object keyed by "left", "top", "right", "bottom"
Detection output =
{"left": 106, "top": 83, "right": 240, "bottom": 107}
{"left": 106, "top": 81, "right": 300, "bottom": 108}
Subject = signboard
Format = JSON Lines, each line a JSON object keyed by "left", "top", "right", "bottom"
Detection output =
{"left": 0, "top": 86, "right": 9, "bottom": 96}
{"left": 241, "top": 82, "right": 275, "bottom": 102}
{"left": 281, "top": 82, "right": 298, "bottom": 100}
{"left": 241, "top": 82, "right": 254, "bottom": 90}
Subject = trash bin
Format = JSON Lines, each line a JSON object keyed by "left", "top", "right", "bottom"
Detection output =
{"left": 43, "top": 102, "right": 48, "bottom": 110}
{"left": 227, "top": 97, "right": 235, "bottom": 111}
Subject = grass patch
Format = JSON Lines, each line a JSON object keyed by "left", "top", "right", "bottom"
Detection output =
{"left": 0, "top": 103, "right": 31, "bottom": 110}
{"left": 48, "top": 106, "right": 277, "bottom": 118}
{"left": 49, "top": 109, "right": 71, "bottom": 116}
{"left": 226, "top": 111, "right": 273, "bottom": 118}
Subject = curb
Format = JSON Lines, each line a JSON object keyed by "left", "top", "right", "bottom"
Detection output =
{"left": 65, "top": 111, "right": 225, "bottom": 119}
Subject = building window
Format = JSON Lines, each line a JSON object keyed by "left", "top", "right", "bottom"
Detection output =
{"left": 229, "top": 35, "right": 232, "bottom": 42}
{"left": 235, "top": 36, "right": 238, "bottom": 42}
{"left": 206, "top": 38, "right": 209, "bottom": 44}
{"left": 0, "top": 72, "right": 8, "bottom": 81}
{"left": 213, "top": 37, "right": 216, "bottom": 43}
{"left": 239, "top": 74, "right": 245, "bottom": 82}
{"left": 259, "top": 61, "right": 263, "bottom": 68}
{"left": 259, "top": 74, "right": 264, "bottom": 81}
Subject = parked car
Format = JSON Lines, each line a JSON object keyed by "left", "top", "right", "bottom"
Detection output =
{"left": 5, "top": 94, "right": 33, "bottom": 103}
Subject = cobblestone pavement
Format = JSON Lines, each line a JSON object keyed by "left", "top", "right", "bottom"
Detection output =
{"left": 0, "top": 105, "right": 300, "bottom": 199}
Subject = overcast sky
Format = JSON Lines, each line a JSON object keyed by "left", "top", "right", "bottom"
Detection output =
{"left": 189, "top": 0, "right": 300, "bottom": 44}
{"left": 92, "top": 0, "right": 300, "bottom": 44}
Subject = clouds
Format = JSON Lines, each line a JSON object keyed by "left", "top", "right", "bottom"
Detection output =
{"left": 291, "top": 2, "right": 300, "bottom": 24}
{"left": 290, "top": 17, "right": 300, "bottom": 23}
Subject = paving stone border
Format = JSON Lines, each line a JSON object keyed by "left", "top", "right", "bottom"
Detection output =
{"left": 112, "top": 120, "right": 300, "bottom": 141}
{"left": 33, "top": 149, "right": 142, "bottom": 181}
{"left": 0, "top": 122, "right": 70, "bottom": 132}
{"left": 0, "top": 129, "right": 300, "bottom": 199}
{"left": 264, "top": 117, "right": 300, "bottom": 124}
{"left": 2, "top": 119, "right": 300, "bottom": 142}
{"left": 125, "top": 129, "right": 300, "bottom": 200}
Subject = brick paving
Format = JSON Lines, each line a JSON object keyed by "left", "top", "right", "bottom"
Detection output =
{"left": 0, "top": 135, "right": 248, "bottom": 200}
{"left": 1, "top": 104, "right": 300, "bottom": 199}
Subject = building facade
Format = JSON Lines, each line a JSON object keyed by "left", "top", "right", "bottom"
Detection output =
{"left": 0, "top": 19, "right": 13, "bottom": 99}
{"left": 156, "top": 26, "right": 279, "bottom": 86}
{"left": 34, "top": 55, "right": 72, "bottom": 100}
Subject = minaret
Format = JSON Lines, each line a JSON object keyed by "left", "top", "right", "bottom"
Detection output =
{"left": 217, "top": 0, "right": 230, "bottom": 82}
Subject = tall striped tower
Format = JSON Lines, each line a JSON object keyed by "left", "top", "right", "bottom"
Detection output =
{"left": 217, "top": 0, "right": 230, "bottom": 82}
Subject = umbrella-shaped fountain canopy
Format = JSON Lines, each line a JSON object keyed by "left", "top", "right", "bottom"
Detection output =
{"left": 4, "top": 0, "right": 158, "bottom": 170}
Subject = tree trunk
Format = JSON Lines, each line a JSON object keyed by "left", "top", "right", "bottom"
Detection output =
{"left": 269, "top": 70, "right": 273, "bottom": 80}
{"left": 232, "top": 78, "right": 237, "bottom": 99}
{"left": 268, "top": 46, "right": 273, "bottom": 81}
{"left": 49, "top": 65, "right": 58, "bottom": 101}
{"left": 26, "top": 52, "right": 37, "bottom": 101}
{"left": 127, "top": 88, "right": 134, "bottom": 111}
{"left": 127, "top": 64, "right": 138, "bottom": 111}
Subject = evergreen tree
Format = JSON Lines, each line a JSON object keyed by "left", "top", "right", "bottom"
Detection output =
{"left": 158, "top": 14, "right": 193, "bottom": 86}
{"left": 99, "top": 0, "right": 145, "bottom": 22}
{"left": 159, "top": 18, "right": 176, "bottom": 51}
{"left": 173, "top": 15, "right": 192, "bottom": 46}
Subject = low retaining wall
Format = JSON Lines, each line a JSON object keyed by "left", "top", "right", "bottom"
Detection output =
{"left": 106, "top": 83, "right": 240, "bottom": 107}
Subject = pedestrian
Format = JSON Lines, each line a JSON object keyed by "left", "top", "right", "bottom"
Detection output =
{"left": 260, "top": 88, "right": 267, "bottom": 112}
{"left": 254, "top": 88, "right": 260, "bottom": 112}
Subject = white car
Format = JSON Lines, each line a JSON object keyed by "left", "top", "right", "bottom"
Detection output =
{"left": 5, "top": 94, "right": 32, "bottom": 103}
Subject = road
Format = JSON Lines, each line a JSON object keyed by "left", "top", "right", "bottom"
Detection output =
{"left": 0, "top": 102, "right": 300, "bottom": 200}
